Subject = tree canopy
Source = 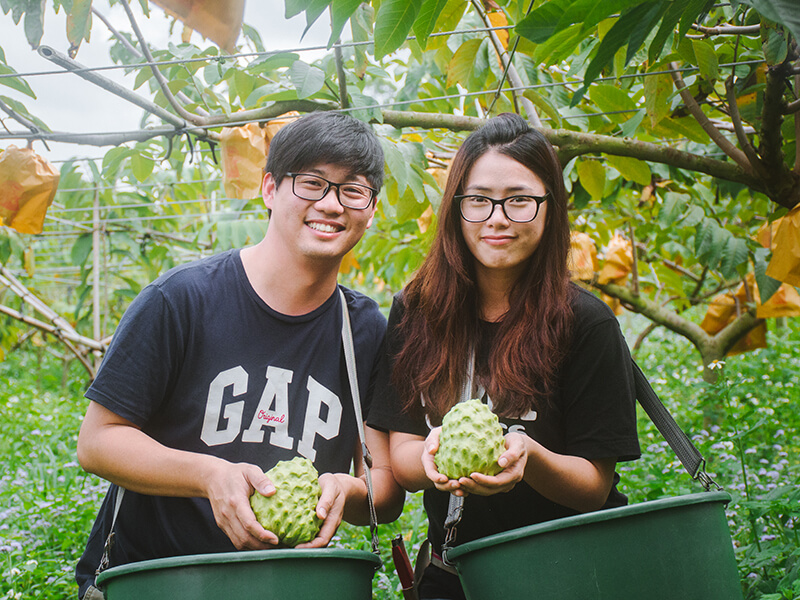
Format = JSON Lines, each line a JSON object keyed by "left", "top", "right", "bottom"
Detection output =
{"left": 0, "top": 0, "right": 798, "bottom": 378}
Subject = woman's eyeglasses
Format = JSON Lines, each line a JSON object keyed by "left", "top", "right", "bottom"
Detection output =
{"left": 456, "top": 193, "right": 549, "bottom": 223}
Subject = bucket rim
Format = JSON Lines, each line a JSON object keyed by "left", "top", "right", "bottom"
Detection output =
{"left": 96, "top": 547, "right": 381, "bottom": 585}
{"left": 447, "top": 490, "right": 731, "bottom": 562}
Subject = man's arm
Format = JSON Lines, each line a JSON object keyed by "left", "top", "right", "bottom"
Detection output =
{"left": 299, "top": 425, "right": 405, "bottom": 548}
{"left": 77, "top": 401, "right": 279, "bottom": 549}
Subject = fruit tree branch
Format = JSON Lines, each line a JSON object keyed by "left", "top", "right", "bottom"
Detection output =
{"left": 670, "top": 62, "right": 754, "bottom": 175}
{"left": 120, "top": 0, "right": 208, "bottom": 127}
{"left": 596, "top": 281, "right": 762, "bottom": 364}
{"left": 469, "top": 0, "right": 541, "bottom": 126}
{"left": 36, "top": 45, "right": 218, "bottom": 142}
{"left": 0, "top": 303, "right": 99, "bottom": 376}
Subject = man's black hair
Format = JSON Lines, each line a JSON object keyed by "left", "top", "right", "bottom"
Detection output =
{"left": 265, "top": 111, "right": 384, "bottom": 191}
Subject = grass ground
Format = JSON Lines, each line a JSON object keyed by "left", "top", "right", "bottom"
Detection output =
{"left": 1, "top": 317, "right": 798, "bottom": 599}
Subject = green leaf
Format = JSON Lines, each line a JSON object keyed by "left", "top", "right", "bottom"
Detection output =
{"left": 658, "top": 193, "right": 685, "bottom": 227}
{"left": 0, "top": 227, "right": 12, "bottom": 265}
{"left": 647, "top": 0, "right": 683, "bottom": 64}
{"left": 606, "top": 155, "right": 651, "bottom": 185}
{"left": 289, "top": 61, "right": 325, "bottom": 99}
{"left": 283, "top": 0, "right": 329, "bottom": 34}
{"left": 446, "top": 38, "right": 483, "bottom": 88}
{"left": 590, "top": 83, "right": 638, "bottom": 123}
{"left": 753, "top": 247, "right": 783, "bottom": 303}
{"left": 23, "top": 0, "right": 45, "bottom": 48}
{"left": 576, "top": 160, "right": 606, "bottom": 201}
{"left": 762, "top": 26, "right": 789, "bottom": 65}
{"left": 413, "top": 0, "right": 449, "bottom": 48}
{"left": 740, "top": 0, "right": 800, "bottom": 45}
{"left": 102, "top": 147, "right": 133, "bottom": 176}
{"left": 232, "top": 69, "right": 256, "bottom": 104}
{"left": 695, "top": 218, "right": 729, "bottom": 269}
{"left": 619, "top": 110, "right": 645, "bottom": 138}
{"left": 523, "top": 89, "right": 562, "bottom": 128}
{"left": 579, "top": 0, "right": 645, "bottom": 35}
{"left": 215, "top": 221, "right": 233, "bottom": 251}
{"left": 516, "top": 0, "right": 569, "bottom": 44}
{"left": 246, "top": 53, "right": 301, "bottom": 76}
{"left": 571, "top": 181, "right": 591, "bottom": 209}
{"left": 719, "top": 236, "right": 749, "bottom": 280}
{"left": 382, "top": 139, "right": 409, "bottom": 196}
{"left": 0, "top": 64, "right": 36, "bottom": 98}
{"left": 680, "top": 204, "right": 705, "bottom": 228}
{"left": 643, "top": 71, "right": 672, "bottom": 128}
{"left": 654, "top": 116, "right": 708, "bottom": 144}
{"left": 348, "top": 90, "right": 384, "bottom": 123}
{"left": 572, "top": 2, "right": 666, "bottom": 105}
{"left": 284, "top": 0, "right": 311, "bottom": 19}
{"left": 328, "top": 0, "right": 363, "bottom": 47}
{"left": 396, "top": 182, "right": 428, "bottom": 221}
{"left": 691, "top": 39, "right": 719, "bottom": 80}
{"left": 374, "top": 0, "right": 423, "bottom": 59}
{"left": 626, "top": 2, "right": 668, "bottom": 63}
{"left": 70, "top": 233, "right": 93, "bottom": 267}
{"left": 66, "top": 0, "right": 92, "bottom": 50}
{"left": 531, "top": 23, "right": 584, "bottom": 66}
{"left": 203, "top": 62, "right": 224, "bottom": 86}
{"left": 678, "top": 0, "right": 713, "bottom": 39}
{"left": 351, "top": 3, "right": 372, "bottom": 79}
{"left": 130, "top": 152, "right": 154, "bottom": 183}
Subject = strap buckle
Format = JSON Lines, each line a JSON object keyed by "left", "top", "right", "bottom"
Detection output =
{"left": 440, "top": 494, "right": 464, "bottom": 566}
{"left": 695, "top": 461, "right": 722, "bottom": 492}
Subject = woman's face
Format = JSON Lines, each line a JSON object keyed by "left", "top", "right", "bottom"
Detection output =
{"left": 459, "top": 150, "right": 548, "bottom": 281}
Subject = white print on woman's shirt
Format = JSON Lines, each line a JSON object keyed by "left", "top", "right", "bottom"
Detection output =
{"left": 422, "top": 385, "right": 538, "bottom": 433}
{"left": 200, "top": 365, "right": 342, "bottom": 462}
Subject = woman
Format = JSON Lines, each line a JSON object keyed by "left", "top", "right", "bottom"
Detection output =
{"left": 368, "top": 113, "right": 641, "bottom": 600}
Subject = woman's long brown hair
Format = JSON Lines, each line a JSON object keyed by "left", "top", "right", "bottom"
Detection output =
{"left": 392, "top": 114, "right": 574, "bottom": 424}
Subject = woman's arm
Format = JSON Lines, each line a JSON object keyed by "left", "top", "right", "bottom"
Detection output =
{"left": 463, "top": 433, "right": 616, "bottom": 512}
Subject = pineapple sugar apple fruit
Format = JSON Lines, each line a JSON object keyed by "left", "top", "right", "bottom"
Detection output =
{"left": 249, "top": 456, "right": 322, "bottom": 547}
{"left": 435, "top": 398, "right": 506, "bottom": 479}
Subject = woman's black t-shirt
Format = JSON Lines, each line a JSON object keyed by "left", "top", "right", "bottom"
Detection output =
{"left": 368, "top": 283, "right": 641, "bottom": 598}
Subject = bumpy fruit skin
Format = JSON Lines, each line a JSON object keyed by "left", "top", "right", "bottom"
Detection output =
{"left": 249, "top": 456, "right": 322, "bottom": 547}
{"left": 434, "top": 399, "right": 506, "bottom": 479}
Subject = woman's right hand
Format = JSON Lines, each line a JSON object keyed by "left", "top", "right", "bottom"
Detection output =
{"left": 421, "top": 427, "right": 465, "bottom": 494}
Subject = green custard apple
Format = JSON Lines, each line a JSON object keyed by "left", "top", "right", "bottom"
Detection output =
{"left": 435, "top": 398, "right": 506, "bottom": 479}
{"left": 249, "top": 456, "right": 322, "bottom": 547}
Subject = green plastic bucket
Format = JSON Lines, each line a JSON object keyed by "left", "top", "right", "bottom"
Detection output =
{"left": 447, "top": 491, "right": 743, "bottom": 600}
{"left": 95, "top": 548, "right": 381, "bottom": 600}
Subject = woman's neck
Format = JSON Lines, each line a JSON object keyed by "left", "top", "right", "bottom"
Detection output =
{"left": 475, "top": 266, "right": 520, "bottom": 322}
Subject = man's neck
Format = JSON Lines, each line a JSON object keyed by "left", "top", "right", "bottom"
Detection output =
{"left": 240, "top": 239, "right": 340, "bottom": 316}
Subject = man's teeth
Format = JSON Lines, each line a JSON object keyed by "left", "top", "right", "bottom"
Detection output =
{"left": 308, "top": 222, "right": 339, "bottom": 233}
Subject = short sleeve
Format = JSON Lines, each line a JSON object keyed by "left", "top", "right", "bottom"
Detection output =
{"left": 366, "top": 294, "right": 428, "bottom": 437}
{"left": 85, "top": 283, "right": 186, "bottom": 426}
{"left": 559, "top": 291, "right": 641, "bottom": 462}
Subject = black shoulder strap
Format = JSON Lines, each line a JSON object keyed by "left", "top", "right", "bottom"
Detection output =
{"left": 632, "top": 360, "right": 720, "bottom": 491}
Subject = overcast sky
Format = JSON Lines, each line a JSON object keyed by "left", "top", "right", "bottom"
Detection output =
{"left": 0, "top": 1, "right": 331, "bottom": 162}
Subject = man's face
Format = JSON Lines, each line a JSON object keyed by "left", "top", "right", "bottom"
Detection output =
{"left": 262, "top": 164, "right": 377, "bottom": 266}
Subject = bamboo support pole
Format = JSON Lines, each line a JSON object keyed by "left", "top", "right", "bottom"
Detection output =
{"left": 92, "top": 189, "right": 103, "bottom": 370}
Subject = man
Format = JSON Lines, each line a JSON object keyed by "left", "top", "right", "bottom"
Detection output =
{"left": 75, "top": 112, "right": 404, "bottom": 599}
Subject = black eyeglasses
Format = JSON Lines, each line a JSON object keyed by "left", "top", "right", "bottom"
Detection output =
{"left": 286, "top": 172, "right": 377, "bottom": 210}
{"left": 456, "top": 194, "right": 549, "bottom": 223}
